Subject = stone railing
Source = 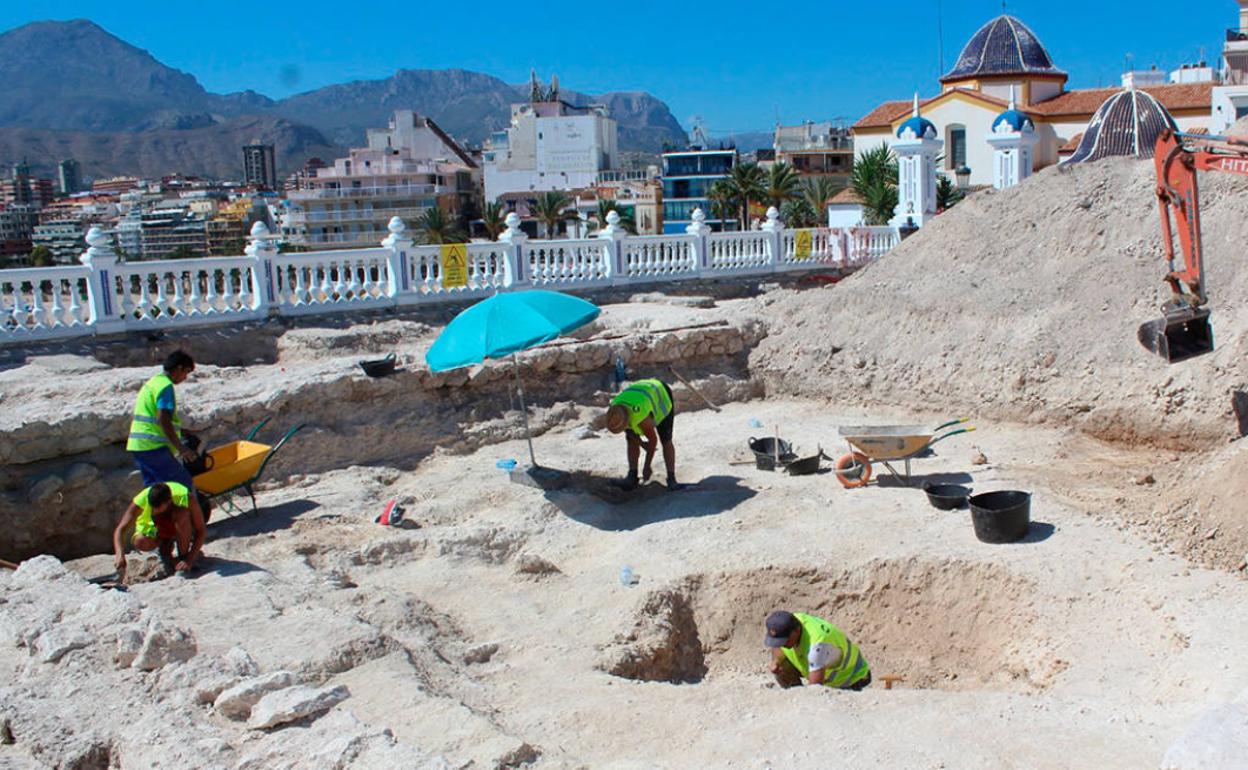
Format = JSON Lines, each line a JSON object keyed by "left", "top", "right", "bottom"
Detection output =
{"left": 0, "top": 208, "right": 898, "bottom": 347}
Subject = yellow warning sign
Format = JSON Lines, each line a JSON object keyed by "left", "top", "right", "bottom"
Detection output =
{"left": 793, "top": 229, "right": 814, "bottom": 260}
{"left": 440, "top": 243, "right": 468, "bottom": 288}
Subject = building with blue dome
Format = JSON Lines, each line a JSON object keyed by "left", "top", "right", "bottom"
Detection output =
{"left": 852, "top": 12, "right": 1218, "bottom": 193}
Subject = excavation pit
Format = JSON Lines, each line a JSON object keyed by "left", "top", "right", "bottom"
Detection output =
{"left": 602, "top": 558, "right": 1063, "bottom": 691}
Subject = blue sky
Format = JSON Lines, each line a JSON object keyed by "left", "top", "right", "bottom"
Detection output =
{"left": 2, "top": 0, "right": 1236, "bottom": 136}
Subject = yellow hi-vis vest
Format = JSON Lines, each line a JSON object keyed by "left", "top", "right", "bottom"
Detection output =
{"left": 781, "top": 613, "right": 870, "bottom": 689}
{"left": 126, "top": 373, "right": 182, "bottom": 453}
{"left": 610, "top": 379, "right": 673, "bottom": 436}
{"left": 132, "top": 482, "right": 190, "bottom": 539}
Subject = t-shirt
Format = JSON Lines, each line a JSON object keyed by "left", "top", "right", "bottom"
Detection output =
{"left": 132, "top": 483, "right": 190, "bottom": 539}
{"left": 155, "top": 383, "right": 175, "bottom": 413}
{"left": 808, "top": 642, "right": 843, "bottom": 672}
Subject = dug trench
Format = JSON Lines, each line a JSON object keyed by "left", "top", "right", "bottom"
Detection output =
{"left": 0, "top": 307, "right": 767, "bottom": 560}
{"left": 599, "top": 558, "right": 1066, "bottom": 692}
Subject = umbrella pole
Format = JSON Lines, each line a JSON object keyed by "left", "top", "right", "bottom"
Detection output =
{"left": 511, "top": 353, "right": 538, "bottom": 468}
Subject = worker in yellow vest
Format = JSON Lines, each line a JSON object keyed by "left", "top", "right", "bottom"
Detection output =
{"left": 605, "top": 378, "right": 682, "bottom": 489}
{"left": 127, "top": 351, "right": 197, "bottom": 488}
{"left": 111, "top": 481, "right": 207, "bottom": 580}
{"left": 764, "top": 610, "right": 872, "bottom": 690}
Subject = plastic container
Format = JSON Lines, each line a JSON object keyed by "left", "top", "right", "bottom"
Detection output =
{"left": 748, "top": 437, "right": 796, "bottom": 471}
{"left": 969, "top": 490, "right": 1031, "bottom": 543}
{"left": 923, "top": 483, "right": 972, "bottom": 510}
{"left": 619, "top": 566, "right": 635, "bottom": 586}
{"left": 496, "top": 458, "right": 518, "bottom": 471}
{"left": 359, "top": 353, "right": 397, "bottom": 378}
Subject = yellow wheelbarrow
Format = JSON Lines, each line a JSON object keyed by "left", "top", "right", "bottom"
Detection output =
{"left": 833, "top": 418, "right": 974, "bottom": 488}
{"left": 192, "top": 418, "right": 304, "bottom": 516}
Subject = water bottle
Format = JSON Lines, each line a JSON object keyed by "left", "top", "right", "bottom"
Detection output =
{"left": 496, "top": 458, "right": 517, "bottom": 471}
{"left": 619, "top": 565, "right": 635, "bottom": 586}
{"left": 614, "top": 355, "right": 627, "bottom": 385}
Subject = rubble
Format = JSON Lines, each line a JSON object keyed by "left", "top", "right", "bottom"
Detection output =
{"left": 246, "top": 684, "right": 350, "bottom": 730}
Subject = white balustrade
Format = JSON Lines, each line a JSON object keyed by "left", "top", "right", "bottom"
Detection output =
{"left": 0, "top": 210, "right": 900, "bottom": 347}
{"left": 619, "top": 235, "right": 697, "bottom": 280}
{"left": 270, "top": 248, "right": 392, "bottom": 315}
{"left": 705, "top": 230, "right": 772, "bottom": 273}
{"left": 0, "top": 266, "right": 93, "bottom": 342}
{"left": 108, "top": 257, "right": 264, "bottom": 328}
{"left": 524, "top": 239, "right": 611, "bottom": 287}
{"left": 406, "top": 242, "right": 512, "bottom": 300}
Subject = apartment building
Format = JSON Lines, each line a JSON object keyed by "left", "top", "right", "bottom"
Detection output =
{"left": 660, "top": 148, "right": 738, "bottom": 233}
{"left": 774, "top": 121, "right": 853, "bottom": 185}
{"left": 282, "top": 110, "right": 478, "bottom": 249}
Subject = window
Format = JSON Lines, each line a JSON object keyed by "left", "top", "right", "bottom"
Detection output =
{"left": 948, "top": 127, "right": 967, "bottom": 169}
{"left": 1236, "top": 105, "right": 1248, "bottom": 120}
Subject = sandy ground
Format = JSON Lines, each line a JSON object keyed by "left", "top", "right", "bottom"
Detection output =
{"left": 22, "top": 396, "right": 1245, "bottom": 769}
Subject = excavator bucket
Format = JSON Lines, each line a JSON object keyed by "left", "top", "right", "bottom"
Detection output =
{"left": 1137, "top": 306, "right": 1213, "bottom": 363}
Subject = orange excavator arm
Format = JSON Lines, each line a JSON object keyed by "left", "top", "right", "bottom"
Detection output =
{"left": 1140, "top": 130, "right": 1248, "bottom": 363}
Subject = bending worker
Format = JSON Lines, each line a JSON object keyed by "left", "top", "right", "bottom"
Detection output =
{"left": 112, "top": 481, "right": 207, "bottom": 580}
{"left": 764, "top": 610, "right": 871, "bottom": 690}
{"left": 605, "top": 377, "right": 681, "bottom": 490}
{"left": 127, "top": 351, "right": 197, "bottom": 488}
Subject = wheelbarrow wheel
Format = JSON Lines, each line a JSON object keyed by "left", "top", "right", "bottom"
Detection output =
{"left": 835, "top": 452, "right": 872, "bottom": 489}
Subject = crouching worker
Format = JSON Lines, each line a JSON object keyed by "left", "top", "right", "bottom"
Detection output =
{"left": 605, "top": 378, "right": 682, "bottom": 490}
{"left": 112, "top": 482, "right": 206, "bottom": 580}
{"left": 764, "top": 610, "right": 871, "bottom": 691}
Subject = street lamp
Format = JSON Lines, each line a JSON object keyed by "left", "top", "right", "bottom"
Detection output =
{"left": 955, "top": 166, "right": 972, "bottom": 190}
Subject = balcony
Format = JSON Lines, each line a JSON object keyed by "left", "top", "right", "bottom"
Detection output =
{"left": 284, "top": 205, "right": 435, "bottom": 225}
{"left": 288, "top": 183, "right": 441, "bottom": 201}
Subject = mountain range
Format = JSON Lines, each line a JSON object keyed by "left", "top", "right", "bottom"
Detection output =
{"left": 0, "top": 19, "right": 688, "bottom": 181}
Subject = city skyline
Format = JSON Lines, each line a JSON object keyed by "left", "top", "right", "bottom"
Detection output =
{"left": 0, "top": 0, "right": 1236, "bottom": 138}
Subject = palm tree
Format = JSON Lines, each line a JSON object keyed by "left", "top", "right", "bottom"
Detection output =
{"left": 532, "top": 191, "right": 574, "bottom": 238}
{"left": 725, "top": 162, "right": 766, "bottom": 227}
{"left": 765, "top": 162, "right": 802, "bottom": 208}
{"left": 850, "top": 144, "right": 899, "bottom": 226}
{"left": 708, "top": 179, "right": 736, "bottom": 224}
{"left": 801, "top": 176, "right": 842, "bottom": 221}
{"left": 481, "top": 201, "right": 507, "bottom": 241}
{"left": 415, "top": 206, "right": 465, "bottom": 245}
{"left": 594, "top": 201, "right": 636, "bottom": 234}
{"left": 780, "top": 198, "right": 820, "bottom": 228}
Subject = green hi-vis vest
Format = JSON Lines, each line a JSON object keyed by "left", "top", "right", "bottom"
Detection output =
{"left": 611, "top": 379, "right": 673, "bottom": 436}
{"left": 132, "top": 482, "right": 190, "bottom": 539}
{"left": 126, "top": 373, "right": 181, "bottom": 453}
{"left": 782, "top": 613, "right": 870, "bottom": 689}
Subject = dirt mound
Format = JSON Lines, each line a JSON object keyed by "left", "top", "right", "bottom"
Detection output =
{"left": 752, "top": 157, "right": 1248, "bottom": 449}
{"left": 598, "top": 586, "right": 706, "bottom": 683}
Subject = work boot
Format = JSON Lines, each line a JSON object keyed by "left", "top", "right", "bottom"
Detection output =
{"left": 666, "top": 475, "right": 687, "bottom": 491}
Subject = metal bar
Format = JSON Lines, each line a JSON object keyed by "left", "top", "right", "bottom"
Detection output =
{"left": 512, "top": 353, "right": 537, "bottom": 468}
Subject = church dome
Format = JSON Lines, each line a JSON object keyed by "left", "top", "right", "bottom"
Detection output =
{"left": 992, "top": 108, "right": 1034, "bottom": 133}
{"left": 942, "top": 15, "right": 1066, "bottom": 83}
{"left": 1064, "top": 89, "right": 1177, "bottom": 164}
{"left": 897, "top": 115, "right": 937, "bottom": 140}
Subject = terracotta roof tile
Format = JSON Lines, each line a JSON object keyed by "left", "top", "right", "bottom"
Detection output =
{"left": 1029, "top": 83, "right": 1213, "bottom": 117}
{"left": 853, "top": 83, "right": 1213, "bottom": 132}
{"left": 1059, "top": 132, "right": 1084, "bottom": 153}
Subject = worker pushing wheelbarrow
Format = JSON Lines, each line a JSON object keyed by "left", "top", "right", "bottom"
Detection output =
{"left": 833, "top": 418, "right": 974, "bottom": 488}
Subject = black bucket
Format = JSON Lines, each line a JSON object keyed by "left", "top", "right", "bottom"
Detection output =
{"left": 923, "top": 483, "right": 971, "bottom": 510}
{"left": 360, "top": 353, "right": 397, "bottom": 378}
{"left": 969, "top": 490, "right": 1031, "bottom": 543}
{"left": 748, "top": 437, "right": 796, "bottom": 471}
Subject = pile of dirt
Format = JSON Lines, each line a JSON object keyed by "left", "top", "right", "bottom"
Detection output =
{"left": 752, "top": 156, "right": 1248, "bottom": 449}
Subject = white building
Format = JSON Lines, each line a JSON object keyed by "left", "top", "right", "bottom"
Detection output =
{"left": 483, "top": 76, "right": 619, "bottom": 202}
{"left": 852, "top": 14, "right": 1217, "bottom": 188}
{"left": 1214, "top": 0, "right": 1248, "bottom": 134}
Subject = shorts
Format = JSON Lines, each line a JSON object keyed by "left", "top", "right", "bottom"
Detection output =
{"left": 131, "top": 447, "right": 194, "bottom": 488}
{"left": 656, "top": 382, "right": 675, "bottom": 443}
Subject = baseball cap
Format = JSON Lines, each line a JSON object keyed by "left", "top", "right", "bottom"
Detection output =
{"left": 764, "top": 610, "right": 798, "bottom": 648}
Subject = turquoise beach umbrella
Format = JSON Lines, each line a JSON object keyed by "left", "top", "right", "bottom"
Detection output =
{"left": 425, "top": 290, "right": 601, "bottom": 466}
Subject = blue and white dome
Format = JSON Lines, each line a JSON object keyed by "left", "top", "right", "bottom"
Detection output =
{"left": 943, "top": 15, "right": 1066, "bottom": 83}
{"left": 896, "top": 95, "right": 937, "bottom": 140}
{"left": 992, "top": 88, "right": 1034, "bottom": 133}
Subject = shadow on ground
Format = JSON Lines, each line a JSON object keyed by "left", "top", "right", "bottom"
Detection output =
{"left": 876, "top": 471, "right": 975, "bottom": 488}
{"left": 209, "top": 499, "right": 321, "bottom": 541}
{"left": 545, "top": 473, "right": 756, "bottom": 531}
